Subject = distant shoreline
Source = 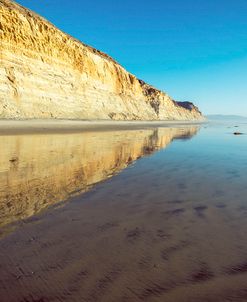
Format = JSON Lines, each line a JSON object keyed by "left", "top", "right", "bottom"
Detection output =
{"left": 0, "top": 119, "right": 205, "bottom": 135}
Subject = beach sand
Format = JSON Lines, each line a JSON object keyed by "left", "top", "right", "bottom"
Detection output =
{"left": 0, "top": 119, "right": 205, "bottom": 135}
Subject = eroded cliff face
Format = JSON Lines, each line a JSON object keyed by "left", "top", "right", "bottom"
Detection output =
{"left": 0, "top": 0, "right": 204, "bottom": 120}
{"left": 0, "top": 127, "right": 199, "bottom": 229}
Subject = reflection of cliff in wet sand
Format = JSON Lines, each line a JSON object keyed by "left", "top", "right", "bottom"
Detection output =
{"left": 0, "top": 127, "right": 199, "bottom": 228}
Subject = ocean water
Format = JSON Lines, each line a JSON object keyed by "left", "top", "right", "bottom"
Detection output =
{"left": 0, "top": 122, "right": 247, "bottom": 302}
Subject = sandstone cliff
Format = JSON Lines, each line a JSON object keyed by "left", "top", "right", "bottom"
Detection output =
{"left": 0, "top": 0, "right": 204, "bottom": 120}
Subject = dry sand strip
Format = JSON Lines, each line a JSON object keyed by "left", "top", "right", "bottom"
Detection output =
{"left": 0, "top": 119, "right": 206, "bottom": 135}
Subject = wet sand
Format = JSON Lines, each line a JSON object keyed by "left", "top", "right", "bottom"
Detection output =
{"left": 1, "top": 170, "right": 247, "bottom": 302}
{"left": 1, "top": 123, "right": 247, "bottom": 302}
{"left": 0, "top": 127, "right": 198, "bottom": 230}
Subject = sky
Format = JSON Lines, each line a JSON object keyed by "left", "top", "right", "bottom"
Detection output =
{"left": 16, "top": 0, "right": 247, "bottom": 116}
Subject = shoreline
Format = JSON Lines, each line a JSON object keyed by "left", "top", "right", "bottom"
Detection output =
{"left": 0, "top": 119, "right": 206, "bottom": 135}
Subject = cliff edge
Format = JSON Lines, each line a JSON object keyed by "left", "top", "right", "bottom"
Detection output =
{"left": 0, "top": 0, "right": 204, "bottom": 120}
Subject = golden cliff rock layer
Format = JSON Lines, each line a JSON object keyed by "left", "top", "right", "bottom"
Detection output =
{"left": 0, "top": 0, "right": 204, "bottom": 120}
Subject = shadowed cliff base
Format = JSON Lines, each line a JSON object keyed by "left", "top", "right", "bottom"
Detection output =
{"left": 0, "top": 0, "right": 204, "bottom": 121}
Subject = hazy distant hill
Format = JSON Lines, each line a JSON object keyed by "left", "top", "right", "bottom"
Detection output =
{"left": 207, "top": 115, "right": 247, "bottom": 121}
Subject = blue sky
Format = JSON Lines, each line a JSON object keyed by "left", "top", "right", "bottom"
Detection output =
{"left": 16, "top": 0, "right": 247, "bottom": 115}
